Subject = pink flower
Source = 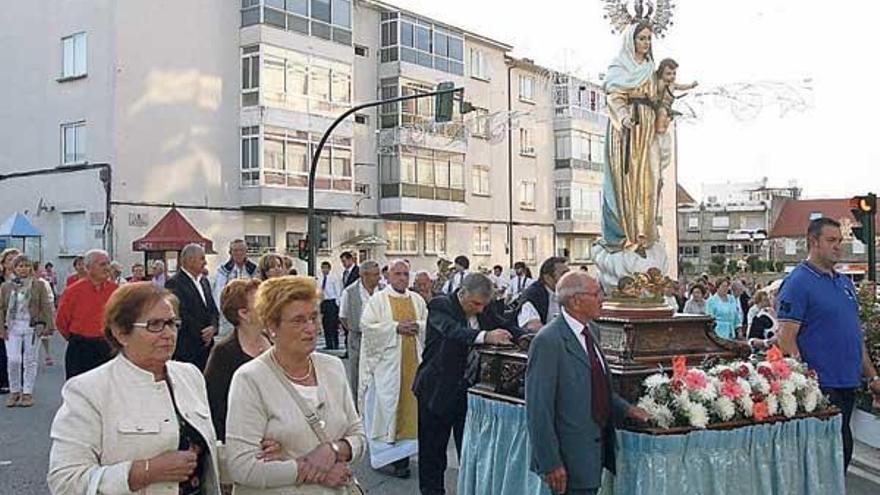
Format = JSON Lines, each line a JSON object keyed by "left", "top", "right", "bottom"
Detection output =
{"left": 721, "top": 380, "right": 743, "bottom": 400}
{"left": 771, "top": 361, "right": 791, "bottom": 379}
{"left": 685, "top": 370, "right": 708, "bottom": 390}
{"left": 769, "top": 380, "right": 781, "bottom": 394}
{"left": 754, "top": 401, "right": 769, "bottom": 421}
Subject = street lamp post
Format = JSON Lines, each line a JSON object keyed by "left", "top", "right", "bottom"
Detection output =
{"left": 306, "top": 85, "right": 466, "bottom": 276}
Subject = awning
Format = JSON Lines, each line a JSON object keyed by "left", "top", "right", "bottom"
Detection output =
{"left": 340, "top": 233, "right": 387, "bottom": 247}
{"left": 132, "top": 207, "right": 214, "bottom": 253}
{"left": 0, "top": 212, "right": 42, "bottom": 237}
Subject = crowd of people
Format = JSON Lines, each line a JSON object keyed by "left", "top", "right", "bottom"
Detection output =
{"left": 1, "top": 215, "right": 878, "bottom": 494}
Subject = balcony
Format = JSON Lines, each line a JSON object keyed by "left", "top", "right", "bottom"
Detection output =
{"left": 378, "top": 125, "right": 467, "bottom": 154}
{"left": 554, "top": 106, "right": 609, "bottom": 129}
{"left": 240, "top": 172, "right": 354, "bottom": 211}
{"left": 379, "top": 182, "right": 466, "bottom": 217}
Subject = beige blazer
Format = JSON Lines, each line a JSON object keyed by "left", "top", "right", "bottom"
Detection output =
{"left": 0, "top": 277, "right": 55, "bottom": 330}
{"left": 225, "top": 351, "right": 365, "bottom": 495}
{"left": 47, "top": 355, "right": 221, "bottom": 495}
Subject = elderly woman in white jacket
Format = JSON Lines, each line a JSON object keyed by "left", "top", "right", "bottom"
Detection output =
{"left": 47, "top": 282, "right": 223, "bottom": 495}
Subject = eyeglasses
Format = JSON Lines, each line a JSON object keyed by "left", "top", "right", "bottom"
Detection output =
{"left": 133, "top": 318, "right": 181, "bottom": 333}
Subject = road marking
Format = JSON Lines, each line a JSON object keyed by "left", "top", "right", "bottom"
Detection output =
{"left": 0, "top": 460, "right": 12, "bottom": 467}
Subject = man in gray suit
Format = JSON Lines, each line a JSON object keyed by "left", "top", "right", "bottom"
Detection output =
{"left": 526, "top": 271, "right": 649, "bottom": 494}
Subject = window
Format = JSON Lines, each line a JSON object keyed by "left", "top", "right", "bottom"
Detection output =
{"left": 519, "top": 74, "right": 535, "bottom": 102}
{"left": 61, "top": 211, "right": 87, "bottom": 254}
{"left": 61, "top": 33, "right": 87, "bottom": 79}
{"left": 354, "top": 44, "right": 369, "bottom": 57}
{"left": 472, "top": 165, "right": 490, "bottom": 196}
{"left": 711, "top": 216, "right": 730, "bottom": 231}
{"left": 473, "top": 225, "right": 491, "bottom": 255}
{"left": 470, "top": 48, "right": 488, "bottom": 80}
{"left": 387, "top": 221, "right": 418, "bottom": 253}
{"left": 522, "top": 237, "right": 537, "bottom": 263}
{"left": 710, "top": 245, "right": 729, "bottom": 255}
{"left": 679, "top": 245, "right": 700, "bottom": 257}
{"left": 245, "top": 0, "right": 352, "bottom": 46}
{"left": 425, "top": 223, "right": 447, "bottom": 254}
{"left": 241, "top": 48, "right": 260, "bottom": 106}
{"left": 61, "top": 121, "right": 86, "bottom": 165}
{"left": 809, "top": 212, "right": 822, "bottom": 221}
{"left": 520, "top": 128, "right": 535, "bottom": 156}
{"left": 471, "top": 107, "right": 489, "bottom": 139}
{"left": 354, "top": 114, "right": 368, "bottom": 125}
{"left": 519, "top": 181, "right": 536, "bottom": 210}
{"left": 687, "top": 216, "right": 700, "bottom": 231}
{"left": 245, "top": 235, "right": 274, "bottom": 255}
{"left": 784, "top": 239, "right": 797, "bottom": 256}
{"left": 572, "top": 238, "right": 591, "bottom": 261}
{"left": 382, "top": 14, "right": 464, "bottom": 75}
{"left": 241, "top": 126, "right": 260, "bottom": 186}
{"left": 556, "top": 187, "right": 571, "bottom": 220}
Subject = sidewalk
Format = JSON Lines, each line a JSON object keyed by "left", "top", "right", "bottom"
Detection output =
{"left": 851, "top": 440, "right": 880, "bottom": 485}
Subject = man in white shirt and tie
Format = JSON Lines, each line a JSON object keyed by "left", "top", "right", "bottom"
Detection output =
{"left": 442, "top": 255, "right": 470, "bottom": 294}
{"left": 318, "top": 260, "right": 343, "bottom": 350}
{"left": 506, "top": 261, "right": 534, "bottom": 302}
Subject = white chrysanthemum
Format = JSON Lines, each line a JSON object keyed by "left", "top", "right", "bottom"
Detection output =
{"left": 738, "top": 378, "right": 752, "bottom": 396}
{"left": 803, "top": 391, "right": 818, "bottom": 413}
{"left": 780, "top": 393, "right": 798, "bottom": 418}
{"left": 694, "top": 382, "right": 718, "bottom": 402}
{"left": 644, "top": 373, "right": 670, "bottom": 391}
{"left": 790, "top": 372, "right": 808, "bottom": 390}
{"left": 766, "top": 395, "right": 779, "bottom": 417}
{"left": 780, "top": 380, "right": 796, "bottom": 395}
{"left": 739, "top": 396, "right": 755, "bottom": 417}
{"left": 673, "top": 390, "right": 691, "bottom": 409}
{"left": 654, "top": 404, "right": 675, "bottom": 429}
{"left": 749, "top": 375, "right": 770, "bottom": 395}
{"left": 713, "top": 397, "right": 736, "bottom": 421}
{"left": 687, "top": 402, "right": 709, "bottom": 428}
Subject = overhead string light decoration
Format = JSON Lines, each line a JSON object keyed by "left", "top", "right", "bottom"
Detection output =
{"left": 602, "top": 0, "right": 676, "bottom": 37}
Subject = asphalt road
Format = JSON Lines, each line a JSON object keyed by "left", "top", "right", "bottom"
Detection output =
{"left": 1, "top": 335, "right": 876, "bottom": 494}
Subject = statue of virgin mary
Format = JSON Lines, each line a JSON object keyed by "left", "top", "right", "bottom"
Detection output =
{"left": 601, "top": 21, "right": 661, "bottom": 254}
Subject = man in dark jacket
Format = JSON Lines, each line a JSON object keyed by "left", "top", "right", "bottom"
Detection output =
{"left": 514, "top": 256, "right": 569, "bottom": 332}
{"left": 166, "top": 243, "right": 220, "bottom": 370}
{"left": 413, "top": 273, "right": 519, "bottom": 495}
{"left": 340, "top": 251, "right": 360, "bottom": 288}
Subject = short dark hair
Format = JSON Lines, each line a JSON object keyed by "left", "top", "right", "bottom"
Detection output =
{"left": 689, "top": 284, "right": 705, "bottom": 296}
{"left": 340, "top": 251, "right": 354, "bottom": 260}
{"left": 539, "top": 256, "right": 568, "bottom": 279}
{"left": 321, "top": 261, "right": 331, "bottom": 268}
{"left": 807, "top": 217, "right": 841, "bottom": 240}
{"left": 513, "top": 261, "right": 526, "bottom": 270}
{"left": 493, "top": 265, "right": 503, "bottom": 271}
{"left": 454, "top": 255, "right": 470, "bottom": 270}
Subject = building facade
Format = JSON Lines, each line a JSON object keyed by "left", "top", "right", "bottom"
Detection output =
{"left": 0, "top": 0, "right": 607, "bottom": 283}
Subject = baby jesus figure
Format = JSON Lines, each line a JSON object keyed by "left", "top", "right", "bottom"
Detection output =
{"left": 654, "top": 58, "right": 698, "bottom": 134}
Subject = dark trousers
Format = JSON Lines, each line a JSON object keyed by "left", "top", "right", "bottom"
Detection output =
{"left": 65, "top": 335, "right": 112, "bottom": 380}
{"left": 0, "top": 340, "right": 8, "bottom": 390}
{"left": 418, "top": 399, "right": 466, "bottom": 495}
{"left": 822, "top": 387, "right": 857, "bottom": 470}
{"left": 321, "top": 300, "right": 339, "bottom": 349}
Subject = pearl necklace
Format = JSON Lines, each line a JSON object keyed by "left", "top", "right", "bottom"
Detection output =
{"left": 272, "top": 349, "right": 313, "bottom": 382}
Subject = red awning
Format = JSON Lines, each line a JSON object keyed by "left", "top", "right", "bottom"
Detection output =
{"left": 131, "top": 207, "right": 214, "bottom": 253}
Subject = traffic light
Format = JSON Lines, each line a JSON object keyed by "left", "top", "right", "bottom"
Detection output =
{"left": 297, "top": 238, "right": 309, "bottom": 261}
{"left": 850, "top": 194, "right": 877, "bottom": 245}
{"left": 435, "top": 81, "right": 456, "bottom": 123}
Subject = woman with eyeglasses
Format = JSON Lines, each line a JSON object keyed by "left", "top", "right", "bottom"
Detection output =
{"left": 225, "top": 276, "right": 365, "bottom": 494}
{"left": 48, "top": 282, "right": 223, "bottom": 495}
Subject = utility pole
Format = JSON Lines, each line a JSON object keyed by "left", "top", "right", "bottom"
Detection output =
{"left": 306, "top": 84, "right": 469, "bottom": 276}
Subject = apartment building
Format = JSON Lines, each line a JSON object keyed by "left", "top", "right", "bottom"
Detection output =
{"left": 0, "top": 0, "right": 594, "bottom": 279}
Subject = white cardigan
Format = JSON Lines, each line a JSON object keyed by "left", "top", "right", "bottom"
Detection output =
{"left": 225, "top": 351, "right": 365, "bottom": 495}
{"left": 47, "top": 355, "right": 221, "bottom": 495}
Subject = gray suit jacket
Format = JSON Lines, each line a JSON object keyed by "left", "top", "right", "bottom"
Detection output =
{"left": 525, "top": 315, "right": 630, "bottom": 491}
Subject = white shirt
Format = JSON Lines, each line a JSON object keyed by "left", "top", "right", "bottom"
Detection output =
{"left": 506, "top": 275, "right": 533, "bottom": 299}
{"left": 517, "top": 285, "right": 559, "bottom": 328}
{"left": 318, "top": 273, "right": 342, "bottom": 301}
{"left": 339, "top": 281, "right": 376, "bottom": 322}
{"left": 182, "top": 267, "right": 207, "bottom": 306}
{"left": 560, "top": 307, "right": 608, "bottom": 373}
{"left": 470, "top": 315, "right": 488, "bottom": 345}
{"left": 443, "top": 270, "right": 468, "bottom": 294}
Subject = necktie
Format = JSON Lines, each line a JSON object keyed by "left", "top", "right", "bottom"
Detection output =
{"left": 343, "top": 269, "right": 349, "bottom": 284}
{"left": 322, "top": 275, "right": 328, "bottom": 293}
{"left": 581, "top": 327, "right": 610, "bottom": 428}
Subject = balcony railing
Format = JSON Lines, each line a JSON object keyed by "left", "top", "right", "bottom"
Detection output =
{"left": 243, "top": 170, "right": 353, "bottom": 192}
{"left": 381, "top": 182, "right": 466, "bottom": 202}
{"left": 555, "top": 106, "right": 609, "bottom": 126}
{"left": 555, "top": 158, "right": 604, "bottom": 172}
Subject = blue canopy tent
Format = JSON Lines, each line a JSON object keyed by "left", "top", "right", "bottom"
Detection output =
{"left": 0, "top": 212, "right": 43, "bottom": 260}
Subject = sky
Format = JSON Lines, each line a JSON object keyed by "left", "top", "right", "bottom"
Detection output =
{"left": 388, "top": 0, "right": 879, "bottom": 200}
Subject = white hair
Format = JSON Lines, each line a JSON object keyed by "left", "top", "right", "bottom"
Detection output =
{"left": 414, "top": 270, "right": 433, "bottom": 280}
{"left": 180, "top": 243, "right": 206, "bottom": 262}
{"left": 83, "top": 249, "right": 109, "bottom": 267}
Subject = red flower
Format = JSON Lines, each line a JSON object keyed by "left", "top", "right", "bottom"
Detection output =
{"left": 757, "top": 366, "right": 774, "bottom": 379}
{"left": 751, "top": 391, "right": 766, "bottom": 403}
{"left": 672, "top": 355, "right": 688, "bottom": 379}
{"left": 806, "top": 369, "right": 817, "bottom": 379}
{"left": 671, "top": 380, "right": 684, "bottom": 394}
{"left": 771, "top": 361, "right": 792, "bottom": 380}
{"left": 767, "top": 346, "right": 783, "bottom": 363}
{"left": 685, "top": 370, "right": 708, "bottom": 390}
{"left": 720, "top": 369, "right": 737, "bottom": 382}
{"left": 737, "top": 365, "right": 751, "bottom": 378}
{"left": 754, "top": 401, "right": 769, "bottom": 421}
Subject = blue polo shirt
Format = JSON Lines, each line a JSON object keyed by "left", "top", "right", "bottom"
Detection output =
{"left": 776, "top": 261, "right": 863, "bottom": 388}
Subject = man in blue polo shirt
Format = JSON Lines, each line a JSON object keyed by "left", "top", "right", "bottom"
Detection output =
{"left": 777, "top": 217, "right": 880, "bottom": 470}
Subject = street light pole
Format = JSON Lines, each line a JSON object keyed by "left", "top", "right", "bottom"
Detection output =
{"left": 306, "top": 86, "right": 465, "bottom": 276}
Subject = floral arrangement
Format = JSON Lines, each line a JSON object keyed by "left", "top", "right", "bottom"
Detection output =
{"left": 636, "top": 347, "right": 830, "bottom": 429}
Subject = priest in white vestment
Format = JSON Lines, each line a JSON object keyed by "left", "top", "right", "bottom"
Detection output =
{"left": 359, "top": 259, "right": 427, "bottom": 477}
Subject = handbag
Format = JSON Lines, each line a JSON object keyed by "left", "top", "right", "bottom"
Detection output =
{"left": 267, "top": 357, "right": 366, "bottom": 495}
